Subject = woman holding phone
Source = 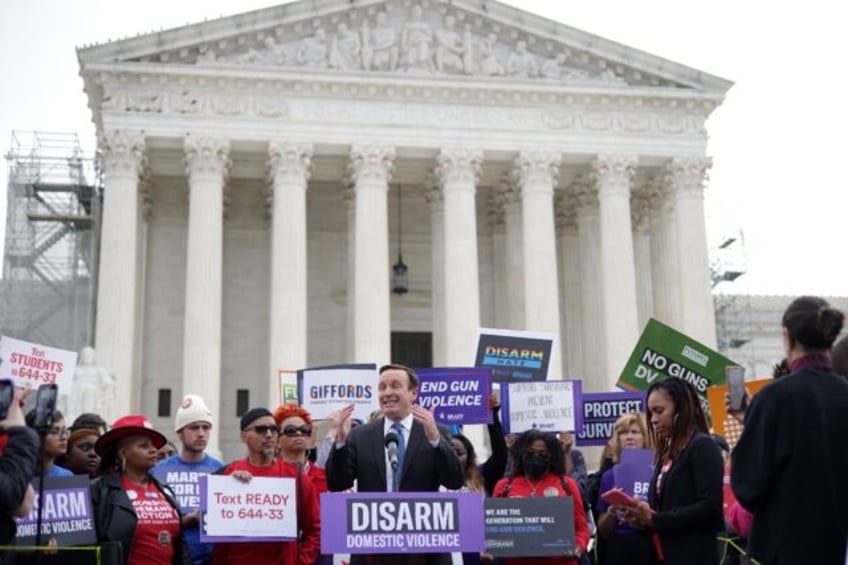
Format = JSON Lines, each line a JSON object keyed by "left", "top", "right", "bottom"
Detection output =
{"left": 621, "top": 378, "right": 723, "bottom": 565}
{"left": 594, "top": 412, "right": 653, "bottom": 564}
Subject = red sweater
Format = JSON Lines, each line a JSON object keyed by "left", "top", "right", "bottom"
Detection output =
{"left": 492, "top": 474, "right": 590, "bottom": 565}
{"left": 211, "top": 458, "right": 321, "bottom": 565}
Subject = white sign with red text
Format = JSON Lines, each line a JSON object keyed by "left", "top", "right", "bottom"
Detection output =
{"left": 201, "top": 475, "right": 297, "bottom": 541}
{"left": 0, "top": 336, "right": 78, "bottom": 395}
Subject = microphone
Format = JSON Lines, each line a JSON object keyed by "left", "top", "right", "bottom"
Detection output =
{"left": 385, "top": 431, "right": 400, "bottom": 471}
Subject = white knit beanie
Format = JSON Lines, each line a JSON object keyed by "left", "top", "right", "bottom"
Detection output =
{"left": 174, "top": 394, "right": 214, "bottom": 432}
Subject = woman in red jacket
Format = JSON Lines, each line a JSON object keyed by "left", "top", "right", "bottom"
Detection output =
{"left": 492, "top": 429, "right": 590, "bottom": 565}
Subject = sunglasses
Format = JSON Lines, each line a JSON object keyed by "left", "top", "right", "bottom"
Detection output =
{"left": 281, "top": 424, "right": 312, "bottom": 437}
{"left": 248, "top": 425, "right": 280, "bottom": 436}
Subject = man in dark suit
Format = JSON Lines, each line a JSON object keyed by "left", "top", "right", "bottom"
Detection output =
{"left": 326, "top": 364, "right": 464, "bottom": 565}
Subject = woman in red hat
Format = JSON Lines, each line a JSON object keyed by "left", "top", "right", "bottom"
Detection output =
{"left": 90, "top": 415, "right": 190, "bottom": 565}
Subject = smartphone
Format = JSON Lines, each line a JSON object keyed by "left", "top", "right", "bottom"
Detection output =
{"left": 33, "top": 384, "right": 58, "bottom": 429}
{"left": 600, "top": 488, "right": 637, "bottom": 507}
{"left": 726, "top": 365, "right": 747, "bottom": 412}
{"left": 0, "top": 379, "right": 13, "bottom": 420}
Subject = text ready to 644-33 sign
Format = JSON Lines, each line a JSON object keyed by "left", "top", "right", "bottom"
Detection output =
{"left": 200, "top": 475, "right": 297, "bottom": 542}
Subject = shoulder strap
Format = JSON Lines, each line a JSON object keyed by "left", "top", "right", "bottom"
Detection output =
{"left": 558, "top": 475, "right": 574, "bottom": 498}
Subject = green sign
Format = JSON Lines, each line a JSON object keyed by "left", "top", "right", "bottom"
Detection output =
{"left": 617, "top": 318, "right": 737, "bottom": 415}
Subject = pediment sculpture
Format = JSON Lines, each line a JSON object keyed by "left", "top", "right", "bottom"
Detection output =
{"left": 194, "top": 5, "right": 626, "bottom": 85}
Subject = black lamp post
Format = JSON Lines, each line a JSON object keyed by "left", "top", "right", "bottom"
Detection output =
{"left": 392, "top": 185, "right": 409, "bottom": 295}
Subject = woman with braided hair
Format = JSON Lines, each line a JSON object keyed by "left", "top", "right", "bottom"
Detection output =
{"left": 620, "top": 377, "right": 723, "bottom": 565}
{"left": 732, "top": 296, "right": 848, "bottom": 565}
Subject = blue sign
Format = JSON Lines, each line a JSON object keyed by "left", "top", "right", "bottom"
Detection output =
{"left": 415, "top": 368, "right": 492, "bottom": 425}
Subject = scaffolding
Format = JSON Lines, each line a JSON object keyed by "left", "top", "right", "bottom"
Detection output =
{"left": 711, "top": 229, "right": 755, "bottom": 373}
{"left": 1, "top": 131, "right": 101, "bottom": 352}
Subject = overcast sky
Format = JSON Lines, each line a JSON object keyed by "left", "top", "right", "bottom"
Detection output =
{"left": 1, "top": 0, "right": 845, "bottom": 297}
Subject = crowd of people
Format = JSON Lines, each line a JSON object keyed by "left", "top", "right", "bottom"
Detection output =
{"left": 1, "top": 296, "right": 847, "bottom": 565}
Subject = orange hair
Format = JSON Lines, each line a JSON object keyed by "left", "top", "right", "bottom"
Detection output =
{"left": 273, "top": 404, "right": 314, "bottom": 428}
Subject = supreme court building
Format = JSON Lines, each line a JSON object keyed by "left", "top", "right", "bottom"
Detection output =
{"left": 77, "top": 0, "right": 731, "bottom": 456}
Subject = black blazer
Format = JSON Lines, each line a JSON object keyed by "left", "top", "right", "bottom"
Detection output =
{"left": 326, "top": 417, "right": 464, "bottom": 565}
{"left": 648, "top": 431, "right": 724, "bottom": 565}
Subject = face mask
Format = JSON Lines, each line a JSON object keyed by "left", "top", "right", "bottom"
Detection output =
{"left": 523, "top": 454, "right": 549, "bottom": 480}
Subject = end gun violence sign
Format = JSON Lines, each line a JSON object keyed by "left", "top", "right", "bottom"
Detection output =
{"left": 415, "top": 367, "right": 493, "bottom": 426}
{"left": 616, "top": 319, "right": 738, "bottom": 413}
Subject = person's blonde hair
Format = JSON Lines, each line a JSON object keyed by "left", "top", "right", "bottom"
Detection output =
{"left": 609, "top": 412, "right": 649, "bottom": 463}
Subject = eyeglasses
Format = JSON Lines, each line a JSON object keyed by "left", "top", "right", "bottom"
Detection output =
{"left": 247, "top": 425, "right": 280, "bottom": 436}
{"left": 47, "top": 428, "right": 69, "bottom": 439}
{"left": 282, "top": 424, "right": 312, "bottom": 437}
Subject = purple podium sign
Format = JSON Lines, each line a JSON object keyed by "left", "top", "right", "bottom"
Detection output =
{"left": 320, "top": 492, "right": 485, "bottom": 554}
{"left": 415, "top": 368, "right": 493, "bottom": 426}
{"left": 577, "top": 392, "right": 646, "bottom": 446}
{"left": 15, "top": 475, "right": 96, "bottom": 547}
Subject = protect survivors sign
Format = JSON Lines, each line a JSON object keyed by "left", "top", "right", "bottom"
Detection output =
{"left": 617, "top": 319, "right": 736, "bottom": 413}
{"left": 320, "top": 492, "right": 485, "bottom": 554}
{"left": 577, "top": 392, "right": 646, "bottom": 446}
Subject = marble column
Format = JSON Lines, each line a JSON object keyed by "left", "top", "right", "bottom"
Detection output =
{"left": 425, "top": 175, "right": 446, "bottom": 367}
{"left": 513, "top": 151, "right": 562, "bottom": 377}
{"left": 342, "top": 186, "right": 356, "bottom": 361}
{"left": 500, "top": 178, "right": 525, "bottom": 330}
{"left": 555, "top": 189, "right": 583, "bottom": 379}
{"left": 669, "top": 157, "right": 717, "bottom": 347}
{"left": 487, "top": 189, "right": 509, "bottom": 330}
{"left": 631, "top": 183, "right": 655, "bottom": 331}
{"left": 573, "top": 175, "right": 605, "bottom": 391}
{"left": 592, "top": 155, "right": 639, "bottom": 389}
{"left": 650, "top": 175, "right": 682, "bottom": 329}
{"left": 96, "top": 131, "right": 146, "bottom": 417}
{"left": 348, "top": 145, "right": 395, "bottom": 363}
{"left": 436, "top": 148, "right": 483, "bottom": 365}
{"left": 183, "top": 137, "right": 230, "bottom": 456}
{"left": 267, "top": 142, "right": 313, "bottom": 400}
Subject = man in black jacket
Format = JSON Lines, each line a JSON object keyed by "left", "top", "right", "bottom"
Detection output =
{"left": 0, "top": 389, "right": 39, "bottom": 562}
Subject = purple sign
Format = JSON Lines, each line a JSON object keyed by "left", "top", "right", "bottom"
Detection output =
{"left": 614, "top": 449, "right": 655, "bottom": 501}
{"left": 15, "top": 475, "right": 96, "bottom": 546}
{"left": 320, "top": 492, "right": 485, "bottom": 554}
{"left": 577, "top": 392, "right": 646, "bottom": 446}
{"left": 415, "top": 368, "right": 492, "bottom": 425}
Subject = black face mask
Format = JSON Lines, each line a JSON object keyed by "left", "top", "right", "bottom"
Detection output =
{"left": 523, "top": 454, "right": 549, "bottom": 480}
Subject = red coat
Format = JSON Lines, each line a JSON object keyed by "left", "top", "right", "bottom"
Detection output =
{"left": 492, "top": 473, "right": 590, "bottom": 565}
{"left": 212, "top": 458, "right": 321, "bottom": 565}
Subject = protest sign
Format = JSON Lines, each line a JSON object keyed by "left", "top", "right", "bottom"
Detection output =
{"left": 577, "top": 392, "right": 646, "bottom": 446}
{"left": 484, "top": 497, "right": 575, "bottom": 557}
{"left": 15, "top": 476, "right": 96, "bottom": 546}
{"left": 706, "top": 378, "right": 772, "bottom": 449}
{"left": 614, "top": 449, "right": 654, "bottom": 501}
{"left": 152, "top": 459, "right": 223, "bottom": 512}
{"left": 415, "top": 368, "right": 492, "bottom": 426}
{"left": 298, "top": 364, "right": 379, "bottom": 421}
{"left": 278, "top": 369, "right": 298, "bottom": 406}
{"left": 617, "top": 319, "right": 738, "bottom": 413}
{"left": 501, "top": 380, "right": 582, "bottom": 434}
{"left": 320, "top": 492, "right": 485, "bottom": 554}
{"left": 473, "top": 329, "right": 557, "bottom": 383}
{"left": 200, "top": 475, "right": 297, "bottom": 542}
{"left": 0, "top": 336, "right": 78, "bottom": 394}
